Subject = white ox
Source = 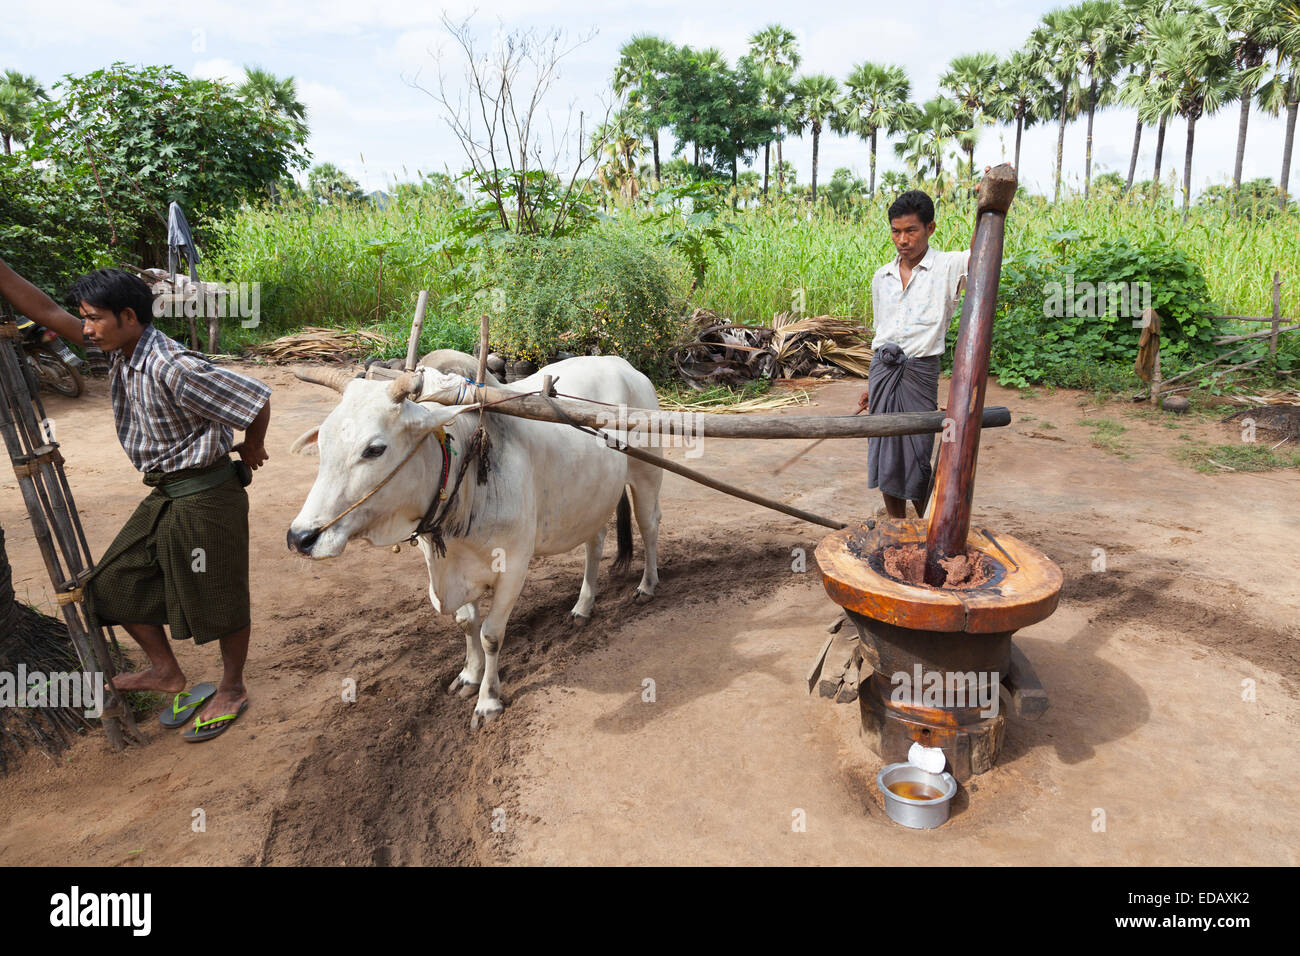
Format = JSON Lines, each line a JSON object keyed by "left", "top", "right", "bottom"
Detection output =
{"left": 287, "top": 352, "right": 663, "bottom": 727}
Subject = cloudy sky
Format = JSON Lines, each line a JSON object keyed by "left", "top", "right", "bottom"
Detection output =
{"left": 2, "top": 0, "right": 1289, "bottom": 199}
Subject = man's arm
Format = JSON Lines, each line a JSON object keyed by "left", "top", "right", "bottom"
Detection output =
{"left": 237, "top": 398, "right": 271, "bottom": 470}
{"left": 0, "top": 257, "right": 85, "bottom": 345}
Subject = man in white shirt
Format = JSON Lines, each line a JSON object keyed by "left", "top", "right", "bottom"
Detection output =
{"left": 858, "top": 190, "right": 970, "bottom": 520}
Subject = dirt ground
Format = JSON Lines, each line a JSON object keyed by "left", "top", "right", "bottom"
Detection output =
{"left": 1, "top": 364, "right": 1297, "bottom": 866}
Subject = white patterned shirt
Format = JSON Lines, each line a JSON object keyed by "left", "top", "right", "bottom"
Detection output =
{"left": 870, "top": 247, "right": 971, "bottom": 358}
{"left": 109, "top": 324, "right": 272, "bottom": 473}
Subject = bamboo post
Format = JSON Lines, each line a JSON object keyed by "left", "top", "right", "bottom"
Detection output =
{"left": 1271, "top": 271, "right": 1282, "bottom": 367}
{"left": 0, "top": 309, "right": 141, "bottom": 750}
{"left": 924, "top": 164, "right": 1017, "bottom": 586}
{"left": 404, "top": 291, "right": 428, "bottom": 372}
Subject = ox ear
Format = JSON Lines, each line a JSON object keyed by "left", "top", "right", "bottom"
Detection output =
{"left": 290, "top": 426, "right": 320, "bottom": 456}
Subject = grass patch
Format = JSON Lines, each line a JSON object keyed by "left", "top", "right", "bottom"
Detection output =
{"left": 1176, "top": 442, "right": 1300, "bottom": 473}
{"left": 1078, "top": 416, "right": 1131, "bottom": 457}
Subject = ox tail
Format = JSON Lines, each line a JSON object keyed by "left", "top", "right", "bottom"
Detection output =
{"left": 612, "top": 489, "right": 633, "bottom": 576}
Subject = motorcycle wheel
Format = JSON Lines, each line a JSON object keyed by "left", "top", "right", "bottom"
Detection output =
{"left": 31, "top": 346, "right": 85, "bottom": 397}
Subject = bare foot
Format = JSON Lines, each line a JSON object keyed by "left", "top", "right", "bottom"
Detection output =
{"left": 111, "top": 667, "right": 186, "bottom": 695}
{"left": 197, "top": 687, "right": 247, "bottom": 725}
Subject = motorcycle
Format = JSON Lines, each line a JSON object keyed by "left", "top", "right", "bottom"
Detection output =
{"left": 16, "top": 315, "right": 85, "bottom": 398}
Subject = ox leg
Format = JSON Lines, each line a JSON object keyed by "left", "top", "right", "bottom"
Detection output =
{"left": 471, "top": 569, "right": 528, "bottom": 730}
{"left": 628, "top": 477, "right": 662, "bottom": 601}
{"left": 570, "top": 528, "right": 606, "bottom": 624}
{"left": 448, "top": 602, "right": 484, "bottom": 698}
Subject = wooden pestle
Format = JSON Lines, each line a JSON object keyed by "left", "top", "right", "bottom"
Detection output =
{"left": 923, "top": 164, "right": 1018, "bottom": 586}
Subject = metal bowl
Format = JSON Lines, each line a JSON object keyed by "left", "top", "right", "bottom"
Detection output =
{"left": 876, "top": 762, "right": 957, "bottom": 829}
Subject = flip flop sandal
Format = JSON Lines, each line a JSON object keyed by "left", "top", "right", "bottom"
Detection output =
{"left": 159, "top": 683, "right": 218, "bottom": 729}
{"left": 181, "top": 699, "right": 249, "bottom": 743}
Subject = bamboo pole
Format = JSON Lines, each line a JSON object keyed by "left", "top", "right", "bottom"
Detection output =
{"left": 404, "top": 291, "right": 428, "bottom": 372}
{"left": 0, "top": 311, "right": 140, "bottom": 749}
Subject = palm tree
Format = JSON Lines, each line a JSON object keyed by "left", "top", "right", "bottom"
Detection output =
{"left": 1028, "top": 10, "right": 1085, "bottom": 201}
{"left": 939, "top": 53, "right": 1000, "bottom": 187}
{"left": 0, "top": 71, "right": 47, "bottom": 155}
{"left": 1068, "top": 0, "right": 1124, "bottom": 198}
{"left": 749, "top": 24, "right": 801, "bottom": 198}
{"left": 791, "top": 74, "right": 840, "bottom": 203}
{"left": 1147, "top": 9, "right": 1238, "bottom": 210}
{"left": 893, "top": 96, "right": 969, "bottom": 190}
{"left": 840, "top": 63, "right": 912, "bottom": 197}
{"left": 991, "top": 51, "right": 1054, "bottom": 173}
{"left": 613, "top": 34, "right": 673, "bottom": 183}
{"left": 238, "top": 66, "right": 306, "bottom": 128}
{"left": 1261, "top": 2, "right": 1300, "bottom": 209}
{"left": 1213, "top": 0, "right": 1284, "bottom": 191}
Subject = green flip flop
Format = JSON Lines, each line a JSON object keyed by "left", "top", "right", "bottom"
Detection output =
{"left": 159, "top": 683, "right": 217, "bottom": 729}
{"left": 181, "top": 699, "right": 249, "bottom": 743}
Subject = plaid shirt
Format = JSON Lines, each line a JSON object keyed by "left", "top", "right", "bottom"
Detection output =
{"left": 109, "top": 324, "right": 271, "bottom": 473}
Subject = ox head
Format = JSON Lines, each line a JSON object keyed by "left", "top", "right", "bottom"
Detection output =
{"left": 286, "top": 366, "right": 465, "bottom": 558}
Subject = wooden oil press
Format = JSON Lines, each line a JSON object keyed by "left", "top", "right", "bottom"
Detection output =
{"left": 815, "top": 165, "right": 1062, "bottom": 781}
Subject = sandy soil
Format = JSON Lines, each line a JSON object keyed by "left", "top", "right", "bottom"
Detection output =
{"left": 0, "top": 364, "right": 1296, "bottom": 866}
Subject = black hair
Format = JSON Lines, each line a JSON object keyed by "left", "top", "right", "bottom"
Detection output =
{"left": 887, "top": 190, "right": 935, "bottom": 226}
{"left": 66, "top": 269, "right": 154, "bottom": 326}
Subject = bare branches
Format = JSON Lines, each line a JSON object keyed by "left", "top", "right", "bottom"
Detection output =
{"left": 406, "top": 13, "right": 613, "bottom": 236}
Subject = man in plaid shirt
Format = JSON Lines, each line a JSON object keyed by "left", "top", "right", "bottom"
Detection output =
{"left": 0, "top": 260, "right": 270, "bottom": 742}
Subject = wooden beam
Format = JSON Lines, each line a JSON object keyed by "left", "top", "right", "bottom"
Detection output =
{"left": 372, "top": 364, "right": 1013, "bottom": 440}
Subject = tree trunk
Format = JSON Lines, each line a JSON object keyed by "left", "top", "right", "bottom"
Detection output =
{"left": 1127, "top": 116, "right": 1142, "bottom": 192}
{"left": 811, "top": 124, "right": 821, "bottom": 203}
{"left": 653, "top": 133, "right": 661, "bottom": 183}
{"left": 1055, "top": 85, "right": 1068, "bottom": 201}
{"left": 2, "top": 134, "right": 10, "bottom": 156}
{"left": 777, "top": 138, "right": 785, "bottom": 195}
{"left": 1183, "top": 113, "right": 1196, "bottom": 213}
{"left": 1014, "top": 114, "right": 1024, "bottom": 172}
{"left": 869, "top": 126, "right": 878, "bottom": 198}
{"left": 1153, "top": 115, "right": 1167, "bottom": 191}
{"left": 1084, "top": 80, "right": 1098, "bottom": 199}
{"left": 763, "top": 141, "right": 770, "bottom": 199}
{"left": 1281, "top": 85, "right": 1298, "bottom": 211}
{"left": 1233, "top": 85, "right": 1253, "bottom": 191}
{"left": 693, "top": 142, "right": 699, "bottom": 168}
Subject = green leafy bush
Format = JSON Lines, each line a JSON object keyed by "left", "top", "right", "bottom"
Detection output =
{"left": 952, "top": 233, "right": 1218, "bottom": 389}
{"left": 489, "top": 229, "right": 689, "bottom": 370}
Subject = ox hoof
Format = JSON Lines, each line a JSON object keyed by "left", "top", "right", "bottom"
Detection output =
{"left": 470, "top": 703, "right": 504, "bottom": 730}
{"left": 570, "top": 613, "right": 590, "bottom": 628}
{"left": 633, "top": 589, "right": 654, "bottom": 604}
{"left": 447, "top": 676, "right": 481, "bottom": 697}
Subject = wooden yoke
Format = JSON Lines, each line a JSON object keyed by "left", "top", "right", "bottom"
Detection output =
{"left": 923, "top": 164, "right": 1017, "bottom": 586}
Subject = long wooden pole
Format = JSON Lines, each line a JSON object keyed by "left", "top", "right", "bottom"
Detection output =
{"left": 924, "top": 164, "right": 1017, "bottom": 585}
{"left": 367, "top": 364, "right": 1012, "bottom": 440}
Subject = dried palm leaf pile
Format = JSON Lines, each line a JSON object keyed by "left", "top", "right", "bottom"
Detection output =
{"left": 668, "top": 309, "right": 873, "bottom": 389}
{"left": 246, "top": 327, "right": 392, "bottom": 363}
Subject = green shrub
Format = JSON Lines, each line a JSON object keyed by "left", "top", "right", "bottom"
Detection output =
{"left": 489, "top": 229, "right": 689, "bottom": 371}
{"left": 953, "top": 234, "right": 1218, "bottom": 389}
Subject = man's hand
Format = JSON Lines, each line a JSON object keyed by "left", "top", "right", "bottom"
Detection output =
{"left": 234, "top": 440, "right": 269, "bottom": 470}
{"left": 857, "top": 388, "right": 870, "bottom": 412}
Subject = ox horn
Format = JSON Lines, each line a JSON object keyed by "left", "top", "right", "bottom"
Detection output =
{"left": 293, "top": 366, "right": 364, "bottom": 393}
